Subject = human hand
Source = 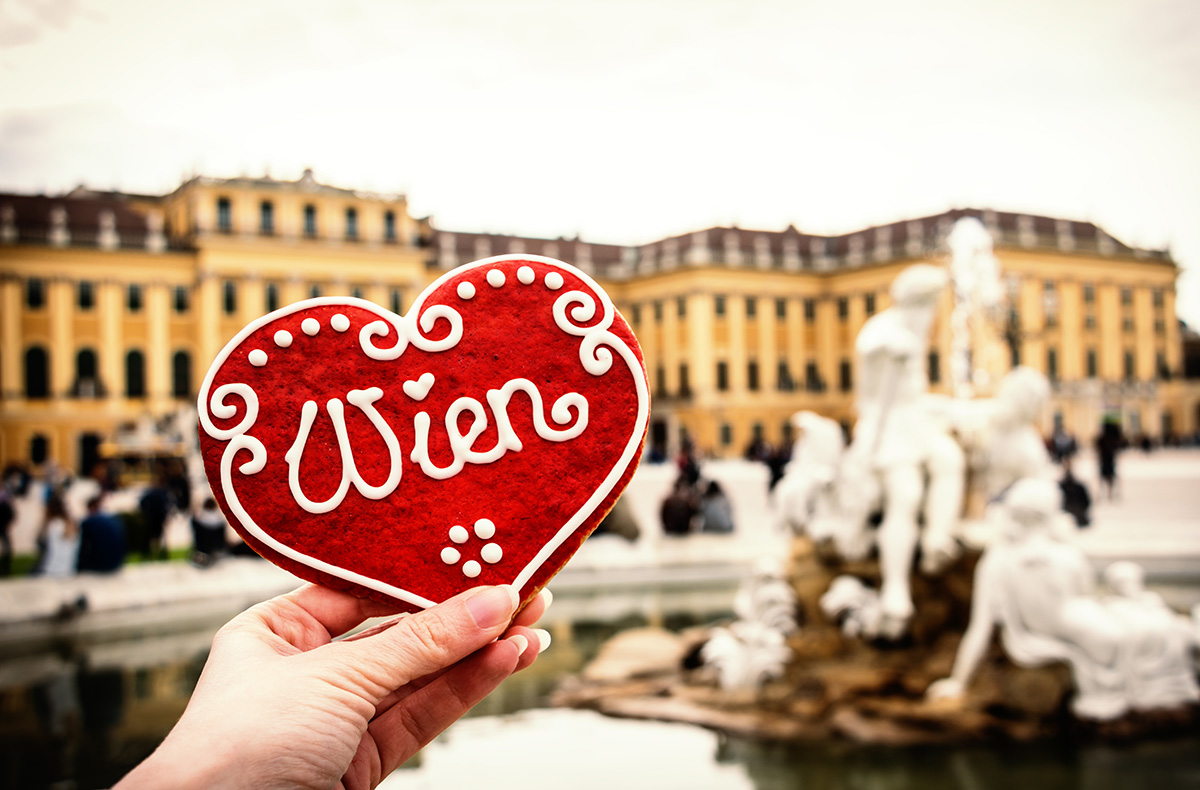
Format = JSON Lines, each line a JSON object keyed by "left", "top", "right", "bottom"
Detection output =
{"left": 117, "top": 583, "right": 549, "bottom": 790}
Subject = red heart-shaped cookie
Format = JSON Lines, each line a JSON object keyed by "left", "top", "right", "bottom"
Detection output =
{"left": 197, "top": 256, "right": 648, "bottom": 612}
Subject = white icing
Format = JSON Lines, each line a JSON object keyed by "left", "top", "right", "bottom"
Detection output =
{"left": 441, "top": 546, "right": 460, "bottom": 564}
{"left": 284, "top": 387, "right": 403, "bottom": 514}
{"left": 457, "top": 282, "right": 476, "bottom": 300}
{"left": 474, "top": 518, "right": 496, "bottom": 539}
{"left": 487, "top": 269, "right": 506, "bottom": 288}
{"left": 249, "top": 349, "right": 268, "bottom": 367}
{"left": 481, "top": 542, "right": 503, "bottom": 563}
{"left": 402, "top": 372, "right": 435, "bottom": 401}
{"left": 409, "top": 378, "right": 587, "bottom": 480}
{"left": 196, "top": 259, "right": 649, "bottom": 609}
{"left": 274, "top": 330, "right": 293, "bottom": 348}
{"left": 331, "top": 314, "right": 351, "bottom": 332}
{"left": 517, "top": 266, "right": 535, "bottom": 285}
{"left": 449, "top": 525, "right": 469, "bottom": 544}
{"left": 462, "top": 560, "right": 482, "bottom": 578}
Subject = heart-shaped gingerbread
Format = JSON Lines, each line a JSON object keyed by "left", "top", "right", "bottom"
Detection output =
{"left": 197, "top": 256, "right": 648, "bottom": 611}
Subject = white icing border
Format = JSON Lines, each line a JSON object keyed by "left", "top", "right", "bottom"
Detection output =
{"left": 197, "top": 255, "right": 648, "bottom": 608}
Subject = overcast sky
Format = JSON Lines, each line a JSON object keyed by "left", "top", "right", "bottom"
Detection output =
{"left": 2, "top": 0, "right": 1198, "bottom": 324}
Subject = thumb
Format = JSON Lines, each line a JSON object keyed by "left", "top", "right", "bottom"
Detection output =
{"left": 335, "top": 585, "right": 519, "bottom": 693}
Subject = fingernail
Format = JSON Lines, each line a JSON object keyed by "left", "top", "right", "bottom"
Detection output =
{"left": 507, "top": 634, "right": 529, "bottom": 654}
{"left": 539, "top": 588, "right": 554, "bottom": 609}
{"left": 466, "top": 585, "right": 518, "bottom": 629}
{"left": 533, "top": 628, "right": 552, "bottom": 653}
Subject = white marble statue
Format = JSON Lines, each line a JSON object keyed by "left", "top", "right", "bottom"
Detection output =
{"left": 702, "top": 558, "right": 797, "bottom": 691}
{"left": 927, "top": 478, "right": 1200, "bottom": 720}
{"left": 947, "top": 217, "right": 1003, "bottom": 398}
{"left": 819, "top": 575, "right": 885, "bottom": 640}
{"left": 774, "top": 411, "right": 844, "bottom": 536}
{"left": 843, "top": 263, "right": 965, "bottom": 637}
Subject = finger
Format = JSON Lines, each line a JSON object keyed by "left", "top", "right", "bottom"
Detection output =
{"left": 513, "top": 587, "right": 552, "bottom": 627}
{"left": 368, "top": 639, "right": 522, "bottom": 773}
{"left": 223, "top": 584, "right": 402, "bottom": 653}
{"left": 335, "top": 585, "right": 518, "bottom": 693}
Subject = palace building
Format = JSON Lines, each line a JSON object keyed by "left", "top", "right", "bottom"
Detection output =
{"left": 1, "top": 171, "right": 1195, "bottom": 474}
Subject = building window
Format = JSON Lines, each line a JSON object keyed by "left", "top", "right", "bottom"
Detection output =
{"left": 265, "top": 282, "right": 279, "bottom": 313}
{"left": 865, "top": 292, "right": 876, "bottom": 316}
{"left": 775, "top": 298, "right": 787, "bottom": 319}
{"left": 74, "top": 348, "right": 99, "bottom": 398}
{"left": 803, "top": 299, "right": 816, "bottom": 322}
{"left": 310, "top": 284, "right": 322, "bottom": 299}
{"left": 1086, "top": 348, "right": 1097, "bottom": 379}
{"left": 77, "top": 280, "right": 95, "bottom": 310}
{"left": 1120, "top": 286, "right": 1133, "bottom": 306}
{"left": 260, "top": 201, "right": 274, "bottom": 235}
{"left": 1084, "top": 313, "right": 1095, "bottom": 330}
{"left": 720, "top": 423, "right": 733, "bottom": 448}
{"left": 351, "top": 286, "right": 364, "bottom": 300}
{"left": 679, "top": 363, "right": 690, "bottom": 396}
{"left": 1046, "top": 348, "right": 1058, "bottom": 382}
{"left": 1154, "top": 319, "right": 1165, "bottom": 335}
{"left": 390, "top": 288, "right": 403, "bottom": 314}
{"left": 1156, "top": 352, "right": 1169, "bottom": 380}
{"left": 303, "top": 204, "right": 317, "bottom": 237}
{"left": 1123, "top": 350, "right": 1135, "bottom": 381}
{"left": 655, "top": 365, "right": 667, "bottom": 397}
{"left": 1083, "top": 283, "right": 1095, "bottom": 304}
{"left": 127, "top": 283, "right": 143, "bottom": 313}
{"left": 839, "top": 359, "right": 852, "bottom": 392}
{"left": 716, "top": 361, "right": 729, "bottom": 392}
{"left": 223, "top": 281, "right": 237, "bottom": 315}
{"left": 805, "top": 361, "right": 822, "bottom": 392}
{"left": 125, "top": 349, "right": 146, "bottom": 398}
{"left": 837, "top": 297, "right": 849, "bottom": 320}
{"left": 746, "top": 297, "right": 757, "bottom": 318}
{"left": 26, "top": 278, "right": 45, "bottom": 309}
{"left": 929, "top": 350, "right": 940, "bottom": 384}
{"left": 172, "top": 350, "right": 191, "bottom": 398}
{"left": 173, "top": 285, "right": 190, "bottom": 313}
{"left": 747, "top": 360, "right": 760, "bottom": 391}
{"left": 677, "top": 296, "right": 686, "bottom": 318}
{"left": 345, "top": 207, "right": 359, "bottom": 240}
{"left": 1152, "top": 288, "right": 1164, "bottom": 309}
{"left": 217, "top": 197, "right": 232, "bottom": 233}
{"left": 715, "top": 295, "right": 726, "bottom": 317}
{"left": 24, "top": 346, "right": 49, "bottom": 399}
{"left": 653, "top": 301, "right": 663, "bottom": 322}
{"left": 384, "top": 210, "right": 397, "bottom": 242}
{"left": 631, "top": 303, "right": 641, "bottom": 324}
{"left": 30, "top": 434, "right": 49, "bottom": 466}
{"left": 777, "top": 360, "right": 794, "bottom": 391}
{"left": 1010, "top": 341, "right": 1021, "bottom": 369}
{"left": 1123, "top": 316, "right": 1134, "bottom": 332}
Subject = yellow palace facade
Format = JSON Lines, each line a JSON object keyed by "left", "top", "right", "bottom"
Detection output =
{"left": 1, "top": 171, "right": 1194, "bottom": 473}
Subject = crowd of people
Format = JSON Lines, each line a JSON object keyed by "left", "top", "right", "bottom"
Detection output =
{"left": 0, "top": 459, "right": 247, "bottom": 580}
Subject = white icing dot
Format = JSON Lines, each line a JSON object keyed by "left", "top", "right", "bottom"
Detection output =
{"left": 486, "top": 269, "right": 506, "bottom": 288}
{"left": 462, "top": 560, "right": 482, "bottom": 578}
{"left": 449, "top": 525, "right": 469, "bottom": 544}
{"left": 248, "top": 349, "right": 268, "bottom": 367}
{"left": 545, "top": 272, "right": 564, "bottom": 290}
{"left": 481, "top": 543, "right": 503, "bottom": 564}
{"left": 331, "top": 314, "right": 350, "bottom": 332}
{"left": 517, "top": 266, "right": 535, "bottom": 285}
{"left": 457, "top": 281, "right": 476, "bottom": 300}
{"left": 474, "top": 518, "right": 496, "bottom": 540}
{"left": 273, "top": 330, "right": 293, "bottom": 348}
{"left": 302, "top": 318, "right": 320, "bottom": 336}
{"left": 441, "top": 547, "right": 461, "bottom": 565}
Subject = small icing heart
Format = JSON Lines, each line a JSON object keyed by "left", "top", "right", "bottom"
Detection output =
{"left": 402, "top": 372, "right": 435, "bottom": 401}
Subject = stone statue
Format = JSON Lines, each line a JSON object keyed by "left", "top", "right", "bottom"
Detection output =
{"left": 774, "top": 411, "right": 844, "bottom": 537}
{"left": 819, "top": 575, "right": 884, "bottom": 640}
{"left": 927, "top": 478, "right": 1200, "bottom": 719}
{"left": 702, "top": 558, "right": 797, "bottom": 691}
{"left": 843, "top": 263, "right": 965, "bottom": 637}
{"left": 947, "top": 217, "right": 1003, "bottom": 397}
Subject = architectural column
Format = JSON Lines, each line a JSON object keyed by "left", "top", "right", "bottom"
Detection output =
{"left": 48, "top": 278, "right": 73, "bottom": 399}
{"left": 0, "top": 278, "right": 21, "bottom": 399}
{"left": 147, "top": 281, "right": 171, "bottom": 411}
{"left": 98, "top": 281, "right": 122, "bottom": 405}
{"left": 196, "top": 271, "right": 222, "bottom": 380}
